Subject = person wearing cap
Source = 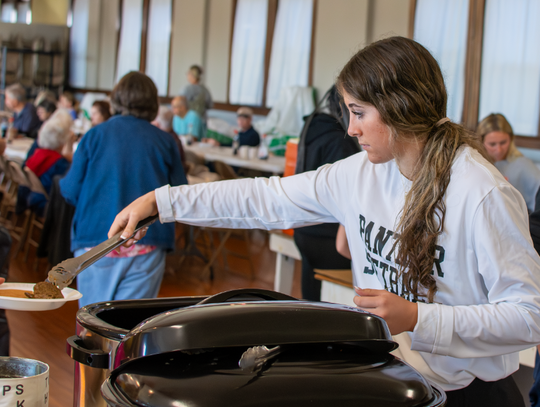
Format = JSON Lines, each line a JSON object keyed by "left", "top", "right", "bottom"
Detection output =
{"left": 171, "top": 96, "right": 203, "bottom": 141}
{"left": 236, "top": 107, "right": 260, "bottom": 147}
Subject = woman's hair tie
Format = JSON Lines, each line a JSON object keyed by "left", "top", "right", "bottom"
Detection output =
{"left": 435, "top": 117, "right": 451, "bottom": 127}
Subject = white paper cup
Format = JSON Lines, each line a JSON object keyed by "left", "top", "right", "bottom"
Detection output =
{"left": 248, "top": 146, "right": 258, "bottom": 160}
{"left": 0, "top": 357, "right": 49, "bottom": 406}
{"left": 239, "top": 146, "right": 249, "bottom": 159}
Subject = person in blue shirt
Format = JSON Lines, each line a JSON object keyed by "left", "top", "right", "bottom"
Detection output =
{"left": 58, "top": 91, "right": 78, "bottom": 120}
{"left": 60, "top": 71, "right": 187, "bottom": 308}
{"left": 5, "top": 83, "right": 41, "bottom": 139}
{"left": 236, "top": 107, "right": 260, "bottom": 147}
{"left": 171, "top": 96, "right": 203, "bottom": 141}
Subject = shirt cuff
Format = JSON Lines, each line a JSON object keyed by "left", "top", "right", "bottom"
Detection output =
{"left": 410, "top": 302, "right": 454, "bottom": 355}
{"left": 155, "top": 185, "right": 175, "bottom": 223}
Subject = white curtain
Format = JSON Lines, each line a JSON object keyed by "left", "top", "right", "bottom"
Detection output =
{"left": 479, "top": 0, "right": 540, "bottom": 136}
{"left": 115, "top": 0, "right": 143, "bottom": 83}
{"left": 265, "top": 0, "right": 313, "bottom": 107}
{"left": 229, "top": 0, "right": 268, "bottom": 105}
{"left": 1, "top": 4, "right": 16, "bottom": 23}
{"left": 414, "top": 0, "right": 469, "bottom": 123}
{"left": 69, "top": 0, "right": 90, "bottom": 88}
{"left": 145, "top": 0, "right": 172, "bottom": 96}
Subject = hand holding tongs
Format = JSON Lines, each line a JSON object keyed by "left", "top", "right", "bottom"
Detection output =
{"left": 46, "top": 214, "right": 159, "bottom": 290}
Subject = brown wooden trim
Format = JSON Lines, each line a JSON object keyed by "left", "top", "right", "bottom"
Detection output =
{"left": 461, "top": 0, "right": 485, "bottom": 131}
{"left": 166, "top": 0, "right": 175, "bottom": 96}
{"left": 114, "top": 0, "right": 124, "bottom": 82}
{"left": 68, "top": 88, "right": 271, "bottom": 116}
{"left": 139, "top": 0, "right": 150, "bottom": 72}
{"left": 262, "top": 0, "right": 278, "bottom": 107}
{"left": 226, "top": 0, "right": 238, "bottom": 104}
{"left": 408, "top": 0, "right": 417, "bottom": 39}
{"left": 307, "top": 0, "right": 317, "bottom": 87}
{"left": 65, "top": 0, "right": 75, "bottom": 89}
{"left": 163, "top": 98, "right": 270, "bottom": 115}
{"left": 514, "top": 136, "right": 540, "bottom": 149}
{"left": 212, "top": 102, "right": 270, "bottom": 115}
{"left": 68, "top": 87, "right": 112, "bottom": 95}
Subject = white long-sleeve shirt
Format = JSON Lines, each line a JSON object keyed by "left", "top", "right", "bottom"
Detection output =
{"left": 155, "top": 146, "right": 540, "bottom": 391}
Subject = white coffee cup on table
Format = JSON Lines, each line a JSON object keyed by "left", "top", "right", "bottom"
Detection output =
{"left": 239, "top": 146, "right": 249, "bottom": 159}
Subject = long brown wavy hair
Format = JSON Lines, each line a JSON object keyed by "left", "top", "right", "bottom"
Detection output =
{"left": 337, "top": 37, "right": 489, "bottom": 302}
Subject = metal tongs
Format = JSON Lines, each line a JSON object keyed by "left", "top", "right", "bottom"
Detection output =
{"left": 46, "top": 214, "right": 159, "bottom": 290}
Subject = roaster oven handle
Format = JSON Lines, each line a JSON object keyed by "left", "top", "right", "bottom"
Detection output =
{"left": 66, "top": 335, "right": 110, "bottom": 369}
{"left": 197, "top": 288, "right": 298, "bottom": 305}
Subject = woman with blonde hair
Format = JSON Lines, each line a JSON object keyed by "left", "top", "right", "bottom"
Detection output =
{"left": 109, "top": 37, "right": 540, "bottom": 406}
{"left": 477, "top": 113, "right": 540, "bottom": 211}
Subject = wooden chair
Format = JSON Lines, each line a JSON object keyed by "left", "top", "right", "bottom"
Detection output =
{"left": 22, "top": 167, "right": 48, "bottom": 266}
{"left": 0, "top": 155, "right": 14, "bottom": 223}
{"left": 3, "top": 161, "right": 31, "bottom": 257}
{"left": 8, "top": 161, "right": 29, "bottom": 188}
{"left": 0, "top": 155, "right": 12, "bottom": 191}
{"left": 214, "top": 160, "right": 238, "bottom": 180}
{"left": 184, "top": 150, "right": 205, "bottom": 166}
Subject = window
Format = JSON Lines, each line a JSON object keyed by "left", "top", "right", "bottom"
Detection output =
{"left": 145, "top": 0, "right": 172, "bottom": 96}
{"left": 414, "top": 0, "right": 469, "bottom": 123}
{"left": 69, "top": 0, "right": 91, "bottom": 88}
{"left": 115, "top": 0, "right": 144, "bottom": 83}
{"left": 412, "top": 0, "right": 540, "bottom": 146}
{"left": 478, "top": 0, "right": 540, "bottom": 136}
{"left": 228, "top": 0, "right": 268, "bottom": 105}
{"left": 265, "top": 0, "right": 313, "bottom": 107}
{"left": 228, "top": 0, "right": 314, "bottom": 108}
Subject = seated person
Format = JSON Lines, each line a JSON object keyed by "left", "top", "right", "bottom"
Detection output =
{"left": 58, "top": 91, "right": 78, "bottom": 120}
{"left": 34, "top": 90, "right": 56, "bottom": 107}
{"left": 235, "top": 107, "right": 260, "bottom": 147}
{"left": 204, "top": 107, "right": 260, "bottom": 147}
{"left": 16, "top": 109, "right": 72, "bottom": 217}
{"left": 5, "top": 83, "right": 41, "bottom": 139}
{"left": 90, "top": 100, "right": 111, "bottom": 127}
{"left": 171, "top": 96, "right": 203, "bottom": 141}
{"left": 151, "top": 106, "right": 187, "bottom": 174}
{"left": 36, "top": 99, "right": 57, "bottom": 123}
{"left": 477, "top": 113, "right": 540, "bottom": 212}
{"left": 25, "top": 100, "right": 58, "bottom": 161}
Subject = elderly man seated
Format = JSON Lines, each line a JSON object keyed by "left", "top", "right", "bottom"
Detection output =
{"left": 171, "top": 96, "right": 203, "bottom": 142}
{"left": 204, "top": 107, "right": 260, "bottom": 147}
{"left": 235, "top": 107, "right": 260, "bottom": 146}
{"left": 151, "top": 106, "right": 187, "bottom": 174}
{"left": 5, "top": 83, "right": 41, "bottom": 139}
{"left": 16, "top": 109, "right": 72, "bottom": 217}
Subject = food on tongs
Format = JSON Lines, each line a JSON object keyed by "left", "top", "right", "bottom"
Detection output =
{"left": 25, "top": 282, "right": 64, "bottom": 299}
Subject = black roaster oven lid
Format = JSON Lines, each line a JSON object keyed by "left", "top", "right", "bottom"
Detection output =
{"left": 114, "top": 289, "right": 397, "bottom": 365}
{"left": 101, "top": 289, "right": 446, "bottom": 406}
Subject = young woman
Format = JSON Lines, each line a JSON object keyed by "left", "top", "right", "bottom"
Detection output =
{"left": 108, "top": 37, "right": 540, "bottom": 406}
{"left": 477, "top": 113, "right": 540, "bottom": 212}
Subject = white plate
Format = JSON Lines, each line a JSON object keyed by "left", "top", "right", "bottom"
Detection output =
{"left": 0, "top": 283, "right": 82, "bottom": 311}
